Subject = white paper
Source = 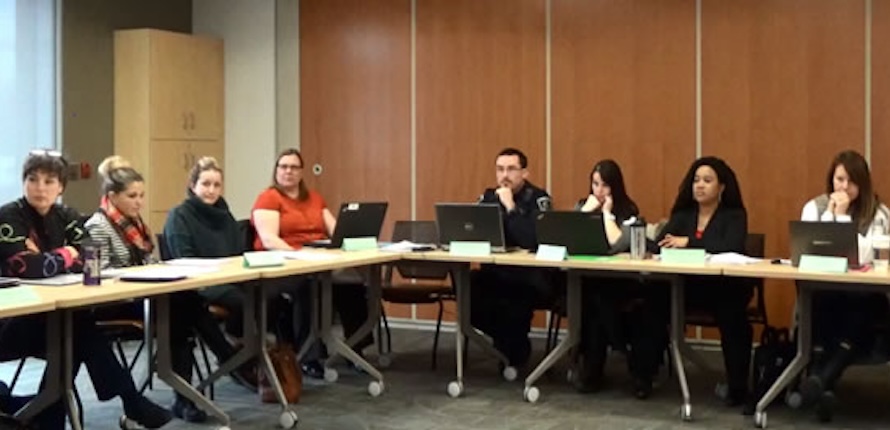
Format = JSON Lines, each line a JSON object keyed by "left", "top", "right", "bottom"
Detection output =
{"left": 278, "top": 250, "right": 341, "bottom": 261}
{"left": 707, "top": 252, "right": 762, "bottom": 265}
{"left": 379, "top": 240, "right": 437, "bottom": 252}
{"left": 164, "top": 257, "right": 233, "bottom": 267}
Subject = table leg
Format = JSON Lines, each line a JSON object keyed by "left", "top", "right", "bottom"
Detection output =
{"left": 669, "top": 276, "right": 693, "bottom": 421}
{"left": 154, "top": 294, "right": 229, "bottom": 425}
{"left": 14, "top": 312, "right": 63, "bottom": 423}
{"left": 521, "top": 270, "right": 581, "bottom": 402}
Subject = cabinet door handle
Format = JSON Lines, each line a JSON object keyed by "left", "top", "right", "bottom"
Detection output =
{"left": 190, "top": 112, "right": 196, "bottom": 131}
{"left": 182, "top": 113, "right": 188, "bottom": 130}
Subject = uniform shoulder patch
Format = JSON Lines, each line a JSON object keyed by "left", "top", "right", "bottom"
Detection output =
{"left": 536, "top": 196, "right": 552, "bottom": 211}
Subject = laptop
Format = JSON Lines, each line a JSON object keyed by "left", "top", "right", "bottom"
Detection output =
{"left": 536, "top": 211, "right": 612, "bottom": 256}
{"left": 789, "top": 221, "right": 859, "bottom": 267}
{"left": 435, "top": 203, "right": 513, "bottom": 252}
{"left": 305, "top": 202, "right": 388, "bottom": 249}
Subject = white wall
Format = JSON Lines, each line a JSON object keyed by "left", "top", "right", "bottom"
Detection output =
{"left": 192, "top": 0, "right": 278, "bottom": 219}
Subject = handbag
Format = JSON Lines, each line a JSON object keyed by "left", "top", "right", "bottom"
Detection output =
{"left": 258, "top": 342, "right": 302, "bottom": 404}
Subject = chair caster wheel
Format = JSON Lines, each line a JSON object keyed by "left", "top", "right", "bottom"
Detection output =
{"left": 368, "top": 380, "right": 384, "bottom": 397}
{"left": 278, "top": 409, "right": 299, "bottom": 428}
{"left": 523, "top": 386, "right": 540, "bottom": 403}
{"left": 786, "top": 391, "right": 802, "bottom": 409}
{"left": 680, "top": 403, "right": 692, "bottom": 421}
{"left": 324, "top": 367, "right": 339, "bottom": 382}
{"left": 502, "top": 366, "right": 517, "bottom": 382}
{"left": 754, "top": 411, "right": 768, "bottom": 428}
{"left": 447, "top": 381, "right": 463, "bottom": 398}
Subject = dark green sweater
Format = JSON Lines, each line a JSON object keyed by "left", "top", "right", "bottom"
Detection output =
{"left": 164, "top": 193, "right": 244, "bottom": 259}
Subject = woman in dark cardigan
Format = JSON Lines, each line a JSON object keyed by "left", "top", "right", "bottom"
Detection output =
{"left": 0, "top": 150, "right": 171, "bottom": 428}
{"left": 164, "top": 157, "right": 248, "bottom": 337}
{"left": 656, "top": 156, "right": 751, "bottom": 407}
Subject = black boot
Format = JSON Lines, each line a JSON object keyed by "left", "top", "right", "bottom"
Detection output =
{"left": 800, "top": 343, "right": 855, "bottom": 410}
{"left": 573, "top": 350, "right": 605, "bottom": 393}
{"left": 122, "top": 394, "right": 173, "bottom": 429}
{"left": 171, "top": 394, "right": 207, "bottom": 423}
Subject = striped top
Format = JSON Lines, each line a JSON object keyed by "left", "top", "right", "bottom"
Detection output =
{"left": 84, "top": 212, "right": 155, "bottom": 269}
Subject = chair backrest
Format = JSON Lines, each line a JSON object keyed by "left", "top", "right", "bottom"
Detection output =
{"left": 156, "top": 233, "right": 173, "bottom": 261}
{"left": 238, "top": 219, "right": 255, "bottom": 253}
{"left": 391, "top": 220, "right": 450, "bottom": 280}
{"left": 392, "top": 220, "right": 438, "bottom": 244}
{"left": 745, "top": 233, "right": 765, "bottom": 258}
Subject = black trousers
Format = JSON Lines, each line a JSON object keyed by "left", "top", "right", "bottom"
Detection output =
{"left": 470, "top": 265, "right": 560, "bottom": 366}
{"left": 259, "top": 276, "right": 370, "bottom": 364}
{"left": 580, "top": 277, "right": 668, "bottom": 380}
{"left": 810, "top": 288, "right": 889, "bottom": 352}
{"left": 685, "top": 276, "right": 754, "bottom": 394}
{"left": 0, "top": 313, "right": 137, "bottom": 402}
{"left": 199, "top": 284, "right": 246, "bottom": 337}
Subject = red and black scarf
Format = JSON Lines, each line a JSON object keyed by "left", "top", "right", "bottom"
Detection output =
{"left": 100, "top": 196, "right": 153, "bottom": 258}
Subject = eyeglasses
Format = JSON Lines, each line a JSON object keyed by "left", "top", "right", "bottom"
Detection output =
{"left": 29, "top": 149, "right": 62, "bottom": 157}
{"left": 496, "top": 166, "right": 523, "bottom": 174}
{"left": 277, "top": 164, "right": 303, "bottom": 171}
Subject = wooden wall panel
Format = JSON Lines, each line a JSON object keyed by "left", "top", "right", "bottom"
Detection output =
{"left": 300, "top": 0, "right": 412, "bottom": 317}
{"left": 415, "top": 0, "right": 547, "bottom": 218}
{"left": 873, "top": 1, "right": 890, "bottom": 198}
{"left": 701, "top": 0, "right": 866, "bottom": 327}
{"left": 551, "top": 0, "right": 696, "bottom": 217}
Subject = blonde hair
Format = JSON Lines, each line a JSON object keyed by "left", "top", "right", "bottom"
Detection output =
{"left": 188, "top": 156, "right": 224, "bottom": 187}
{"left": 98, "top": 155, "right": 142, "bottom": 195}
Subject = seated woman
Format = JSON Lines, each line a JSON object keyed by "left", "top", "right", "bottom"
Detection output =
{"left": 656, "top": 156, "right": 751, "bottom": 407}
{"left": 164, "top": 157, "right": 248, "bottom": 338}
{"left": 797, "top": 150, "right": 890, "bottom": 422}
{"left": 0, "top": 150, "right": 171, "bottom": 428}
{"left": 574, "top": 159, "right": 667, "bottom": 398}
{"left": 252, "top": 148, "right": 370, "bottom": 379}
{"left": 85, "top": 156, "right": 252, "bottom": 423}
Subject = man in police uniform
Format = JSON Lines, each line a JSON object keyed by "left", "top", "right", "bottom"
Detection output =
{"left": 471, "top": 147, "right": 556, "bottom": 369}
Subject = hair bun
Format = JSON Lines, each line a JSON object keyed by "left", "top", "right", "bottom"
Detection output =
{"left": 196, "top": 156, "right": 220, "bottom": 170}
{"left": 97, "top": 155, "right": 131, "bottom": 178}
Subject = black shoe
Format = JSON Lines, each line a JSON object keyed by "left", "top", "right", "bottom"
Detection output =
{"left": 724, "top": 387, "right": 750, "bottom": 408}
{"left": 123, "top": 396, "right": 173, "bottom": 429}
{"left": 632, "top": 377, "right": 653, "bottom": 400}
{"left": 301, "top": 360, "right": 325, "bottom": 380}
{"left": 816, "top": 391, "right": 836, "bottom": 423}
{"left": 572, "top": 354, "right": 604, "bottom": 394}
{"left": 171, "top": 397, "right": 207, "bottom": 423}
{"left": 799, "top": 375, "right": 824, "bottom": 408}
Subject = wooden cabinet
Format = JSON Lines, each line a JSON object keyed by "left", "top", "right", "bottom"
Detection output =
{"left": 115, "top": 29, "right": 225, "bottom": 233}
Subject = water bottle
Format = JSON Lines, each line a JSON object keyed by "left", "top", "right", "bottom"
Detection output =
{"left": 82, "top": 240, "right": 101, "bottom": 286}
{"left": 871, "top": 219, "right": 890, "bottom": 272}
{"left": 629, "top": 217, "right": 647, "bottom": 260}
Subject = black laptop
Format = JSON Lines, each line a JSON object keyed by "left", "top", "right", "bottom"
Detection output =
{"left": 435, "top": 203, "right": 512, "bottom": 252}
{"left": 305, "top": 202, "right": 388, "bottom": 249}
{"left": 789, "top": 221, "right": 859, "bottom": 267}
{"left": 536, "top": 211, "right": 612, "bottom": 256}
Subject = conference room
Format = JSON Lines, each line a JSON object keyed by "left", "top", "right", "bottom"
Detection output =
{"left": 3, "top": 0, "right": 890, "bottom": 429}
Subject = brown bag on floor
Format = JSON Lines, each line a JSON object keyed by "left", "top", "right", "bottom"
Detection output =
{"left": 259, "top": 343, "right": 302, "bottom": 404}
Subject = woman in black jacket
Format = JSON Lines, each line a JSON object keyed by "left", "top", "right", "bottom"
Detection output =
{"left": 574, "top": 159, "right": 668, "bottom": 399}
{"left": 656, "top": 156, "right": 751, "bottom": 407}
